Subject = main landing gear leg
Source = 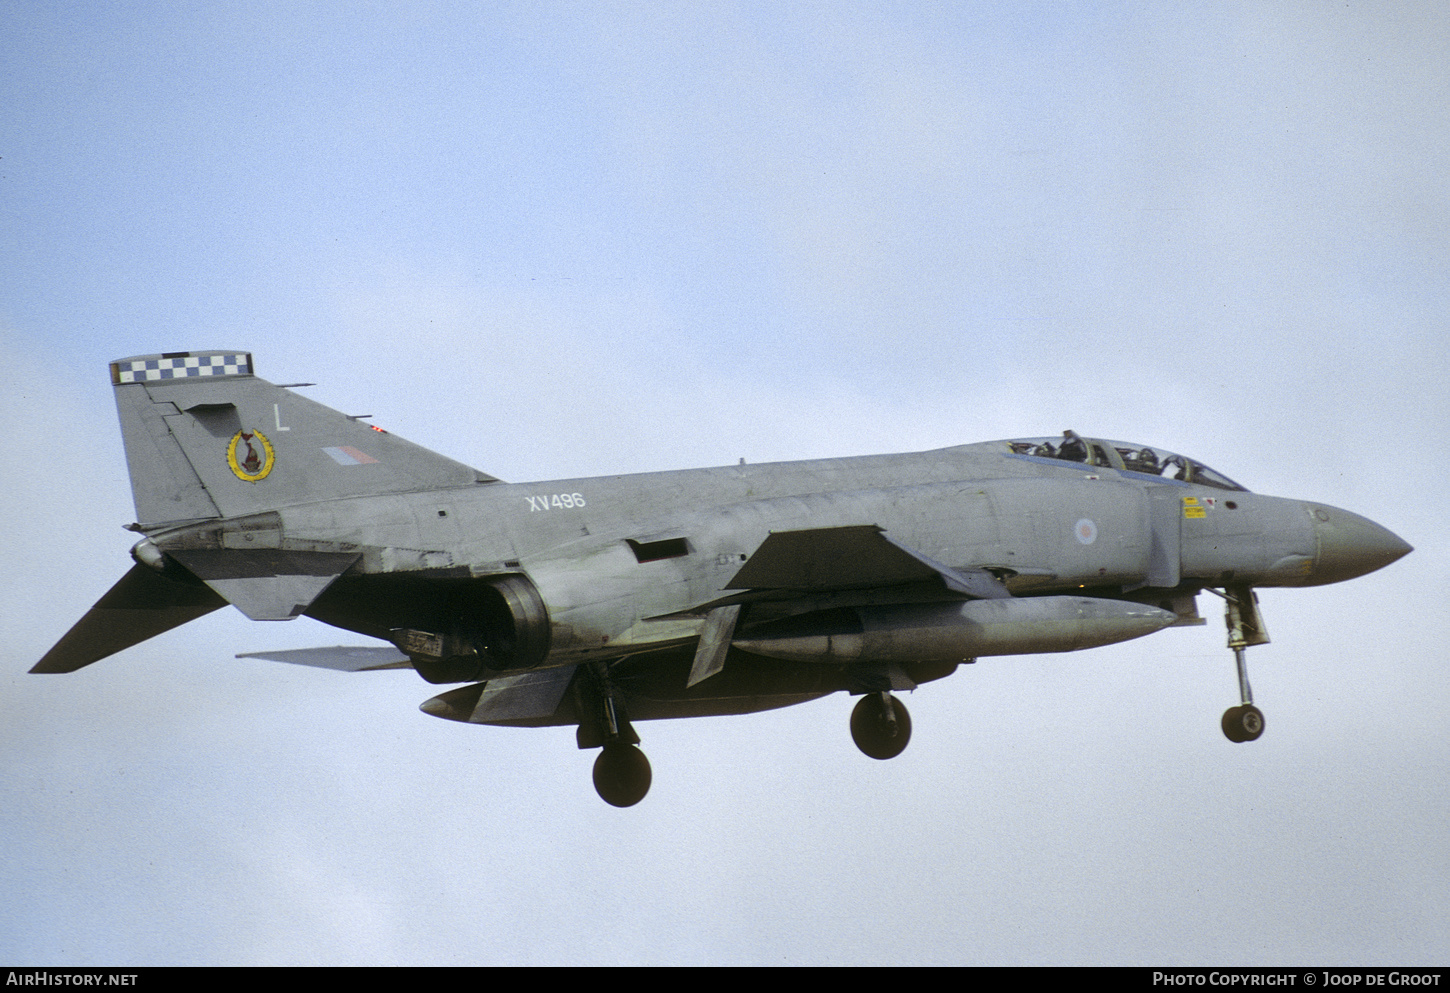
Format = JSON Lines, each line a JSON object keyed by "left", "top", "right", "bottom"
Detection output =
{"left": 578, "top": 663, "right": 652, "bottom": 807}
{"left": 850, "top": 691, "right": 913, "bottom": 760}
{"left": 1212, "top": 584, "right": 1268, "bottom": 743}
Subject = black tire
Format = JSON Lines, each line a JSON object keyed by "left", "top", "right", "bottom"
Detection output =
{"left": 850, "top": 694, "right": 912, "bottom": 760}
{"left": 1222, "top": 704, "right": 1265, "bottom": 743}
{"left": 592, "top": 744, "right": 652, "bottom": 807}
{"left": 1221, "top": 705, "right": 1245, "bottom": 743}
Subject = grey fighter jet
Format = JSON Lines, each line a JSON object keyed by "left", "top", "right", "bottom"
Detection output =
{"left": 34, "top": 351, "right": 1412, "bottom": 806}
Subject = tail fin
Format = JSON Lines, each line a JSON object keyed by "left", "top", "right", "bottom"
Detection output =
{"left": 111, "top": 351, "right": 496, "bottom": 526}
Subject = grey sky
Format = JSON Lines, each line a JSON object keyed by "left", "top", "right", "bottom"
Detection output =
{"left": 2, "top": 2, "right": 1445, "bottom": 965}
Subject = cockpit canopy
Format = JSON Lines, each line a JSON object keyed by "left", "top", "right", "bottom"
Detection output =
{"left": 1006, "top": 430, "right": 1247, "bottom": 492}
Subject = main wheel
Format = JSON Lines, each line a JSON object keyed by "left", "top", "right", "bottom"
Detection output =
{"left": 850, "top": 693, "right": 912, "bottom": 760}
{"left": 1221, "top": 704, "right": 1265, "bottom": 743}
{"left": 593, "top": 743, "right": 652, "bottom": 807}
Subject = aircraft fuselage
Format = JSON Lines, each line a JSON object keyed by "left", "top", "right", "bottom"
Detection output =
{"left": 135, "top": 440, "right": 1399, "bottom": 673}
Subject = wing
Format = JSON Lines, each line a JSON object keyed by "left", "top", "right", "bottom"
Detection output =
{"left": 725, "top": 524, "right": 1010, "bottom": 599}
{"left": 682, "top": 525, "right": 1010, "bottom": 686}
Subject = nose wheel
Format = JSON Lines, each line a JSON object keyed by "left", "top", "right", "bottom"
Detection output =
{"left": 850, "top": 692, "right": 912, "bottom": 759}
{"left": 1221, "top": 703, "right": 1265, "bottom": 743}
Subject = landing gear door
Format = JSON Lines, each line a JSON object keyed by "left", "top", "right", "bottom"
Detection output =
{"left": 1147, "top": 487, "right": 1182, "bottom": 588}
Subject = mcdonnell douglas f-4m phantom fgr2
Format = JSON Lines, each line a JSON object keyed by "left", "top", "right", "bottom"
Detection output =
{"left": 35, "top": 351, "right": 1412, "bottom": 806}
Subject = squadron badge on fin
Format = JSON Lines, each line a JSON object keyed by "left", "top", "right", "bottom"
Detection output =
{"left": 227, "top": 429, "right": 274, "bottom": 482}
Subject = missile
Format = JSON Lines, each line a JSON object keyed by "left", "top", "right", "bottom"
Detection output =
{"left": 732, "top": 596, "right": 1177, "bottom": 665}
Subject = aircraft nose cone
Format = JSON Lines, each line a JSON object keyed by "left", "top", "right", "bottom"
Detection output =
{"left": 1308, "top": 504, "right": 1412, "bottom": 585}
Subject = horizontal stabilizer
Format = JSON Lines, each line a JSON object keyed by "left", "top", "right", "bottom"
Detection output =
{"left": 31, "top": 564, "right": 227, "bottom": 673}
{"left": 728, "top": 525, "right": 1010, "bottom": 599}
{"left": 235, "top": 645, "right": 410, "bottom": 672}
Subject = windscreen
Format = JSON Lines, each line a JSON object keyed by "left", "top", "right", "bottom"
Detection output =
{"left": 1006, "top": 432, "right": 1247, "bottom": 491}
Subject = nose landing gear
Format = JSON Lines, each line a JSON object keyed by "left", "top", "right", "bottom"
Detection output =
{"left": 1212, "top": 584, "right": 1269, "bottom": 743}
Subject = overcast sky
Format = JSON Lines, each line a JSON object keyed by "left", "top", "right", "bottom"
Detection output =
{"left": 2, "top": 1, "right": 1446, "bottom": 966}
